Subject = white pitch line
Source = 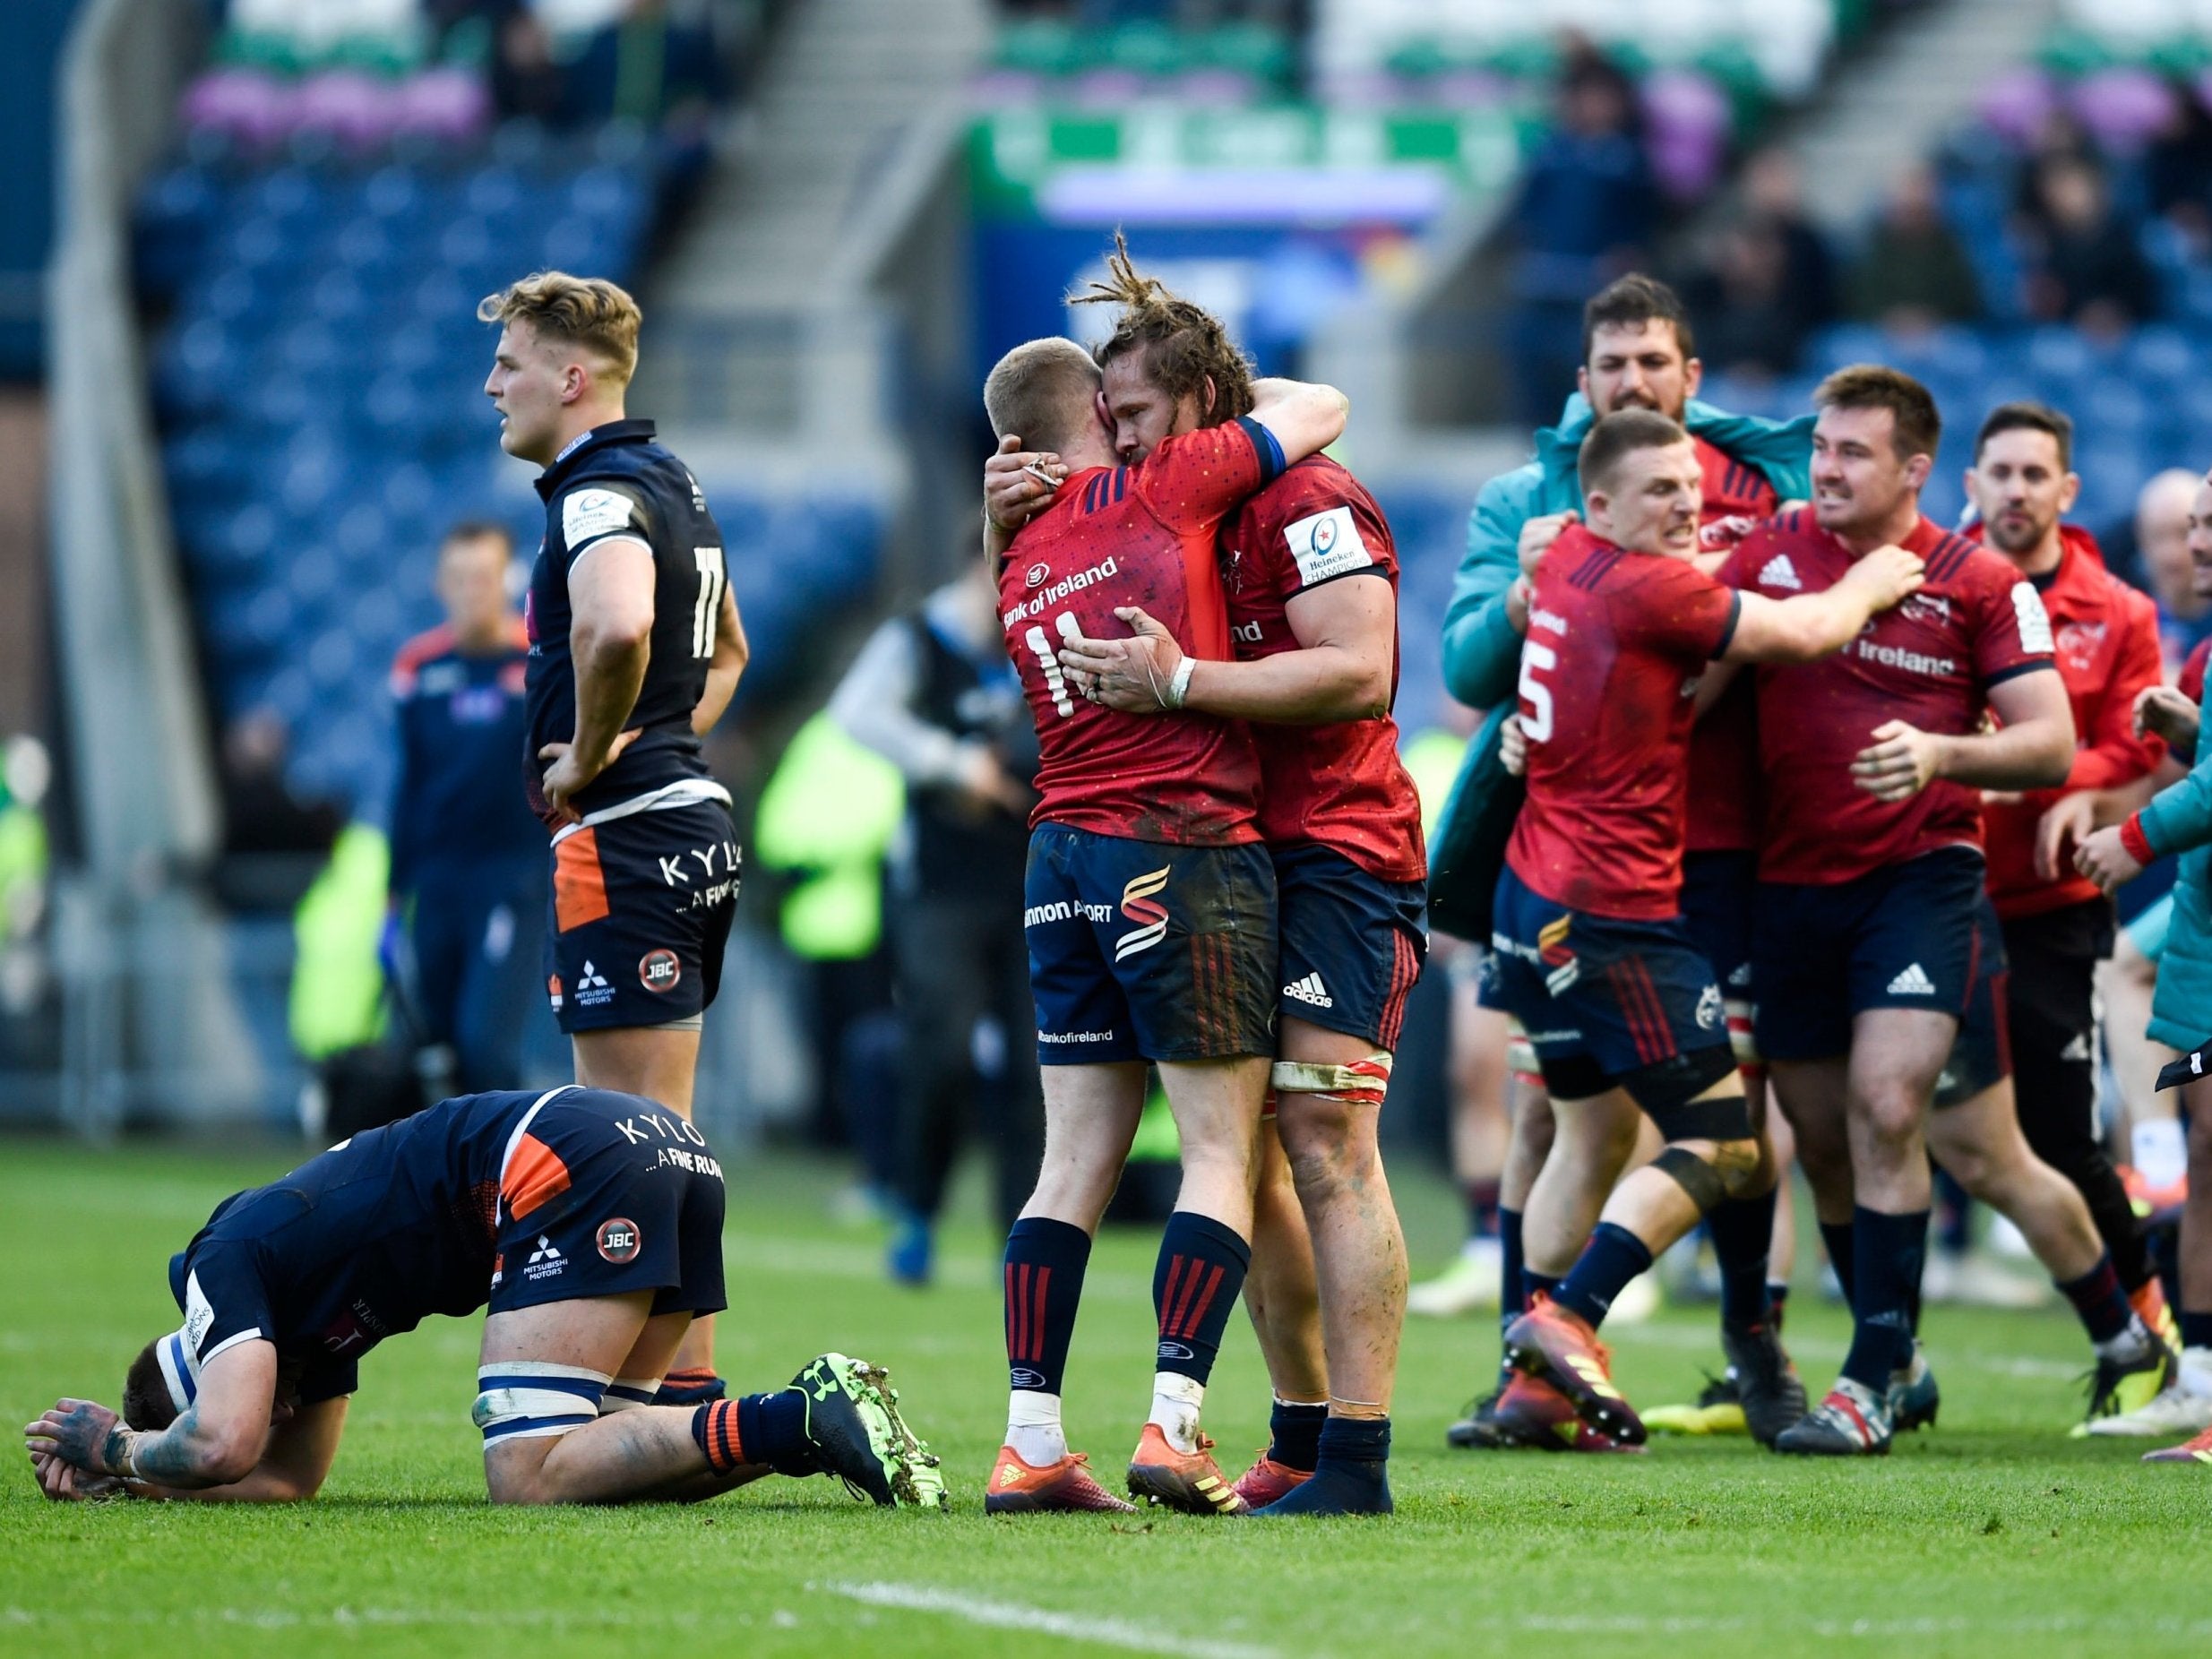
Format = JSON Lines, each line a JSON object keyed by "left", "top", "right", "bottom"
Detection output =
{"left": 822, "top": 1581, "right": 1280, "bottom": 1659}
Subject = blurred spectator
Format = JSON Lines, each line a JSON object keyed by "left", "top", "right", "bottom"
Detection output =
{"left": 1683, "top": 219, "right": 1806, "bottom": 380}
{"left": 383, "top": 521, "right": 547, "bottom": 1095}
{"left": 2020, "top": 156, "right": 2156, "bottom": 335}
{"left": 1845, "top": 164, "right": 1984, "bottom": 331}
{"left": 2145, "top": 85, "right": 2212, "bottom": 239}
{"left": 831, "top": 563, "right": 1043, "bottom": 1285}
{"left": 219, "top": 710, "right": 344, "bottom": 862}
{"left": 1504, "top": 41, "right": 1656, "bottom": 420}
{"left": 1741, "top": 147, "right": 1837, "bottom": 331}
{"left": 2129, "top": 467, "right": 2212, "bottom": 668}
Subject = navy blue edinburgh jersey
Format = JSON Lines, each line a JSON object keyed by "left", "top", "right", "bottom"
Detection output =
{"left": 388, "top": 620, "right": 545, "bottom": 895}
{"left": 523, "top": 420, "right": 729, "bottom": 821}
{"left": 163, "top": 1087, "right": 720, "bottom": 1402}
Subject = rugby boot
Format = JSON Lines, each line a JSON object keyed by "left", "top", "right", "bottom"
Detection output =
{"left": 1445, "top": 1357, "right": 1517, "bottom": 1448}
{"left": 2075, "top": 1327, "right": 2179, "bottom": 1438}
{"left": 1889, "top": 1341, "right": 1941, "bottom": 1432}
{"left": 1488, "top": 1370, "right": 1644, "bottom": 1453}
{"left": 2130, "top": 1276, "right": 2181, "bottom": 1353}
{"left": 1645, "top": 1369, "right": 1747, "bottom": 1437}
{"left": 2141, "top": 1423, "right": 2212, "bottom": 1465}
{"left": 1722, "top": 1320, "right": 1809, "bottom": 1447}
{"left": 789, "top": 1353, "right": 948, "bottom": 1509}
{"left": 2088, "top": 1356, "right": 2212, "bottom": 1438}
{"left": 986, "top": 1446, "right": 1139, "bottom": 1515}
{"left": 1229, "top": 1452, "right": 1311, "bottom": 1509}
{"left": 1126, "top": 1423, "right": 1246, "bottom": 1515}
{"left": 1503, "top": 1293, "right": 1646, "bottom": 1444}
{"left": 1773, "top": 1379, "right": 1894, "bottom": 1457}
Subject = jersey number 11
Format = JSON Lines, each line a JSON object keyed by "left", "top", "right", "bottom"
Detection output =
{"left": 691, "top": 547, "right": 727, "bottom": 658}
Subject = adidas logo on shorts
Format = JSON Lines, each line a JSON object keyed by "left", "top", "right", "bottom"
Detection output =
{"left": 1886, "top": 963, "right": 1937, "bottom": 996}
{"left": 1759, "top": 554, "right": 1803, "bottom": 590}
{"left": 1282, "top": 972, "right": 1333, "bottom": 1009}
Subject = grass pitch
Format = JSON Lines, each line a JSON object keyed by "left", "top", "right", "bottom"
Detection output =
{"left": 3, "top": 1137, "right": 2206, "bottom": 1659}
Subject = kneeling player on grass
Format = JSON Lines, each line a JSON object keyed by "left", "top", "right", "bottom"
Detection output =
{"left": 1485, "top": 410, "right": 1924, "bottom": 1449}
{"left": 23, "top": 1087, "right": 943, "bottom": 1508}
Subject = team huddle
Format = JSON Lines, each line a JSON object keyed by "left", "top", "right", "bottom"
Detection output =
{"left": 22, "top": 254, "right": 2212, "bottom": 1511}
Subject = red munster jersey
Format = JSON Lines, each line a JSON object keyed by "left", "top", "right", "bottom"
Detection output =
{"left": 1506, "top": 525, "right": 1743, "bottom": 921}
{"left": 1717, "top": 511, "right": 2058, "bottom": 886}
{"left": 1687, "top": 438, "right": 1782, "bottom": 854}
{"left": 1967, "top": 525, "right": 2164, "bottom": 918}
{"left": 998, "top": 417, "right": 1285, "bottom": 846}
{"left": 1218, "top": 454, "right": 1426, "bottom": 882}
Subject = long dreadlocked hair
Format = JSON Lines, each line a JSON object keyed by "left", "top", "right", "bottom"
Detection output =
{"left": 1071, "top": 232, "right": 1256, "bottom": 425}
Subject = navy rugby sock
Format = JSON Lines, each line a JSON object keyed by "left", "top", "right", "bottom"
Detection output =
{"left": 1554, "top": 1222, "right": 1654, "bottom": 1330}
{"left": 1839, "top": 1206, "right": 1926, "bottom": 1394}
{"left": 2055, "top": 1253, "right": 2135, "bottom": 1347}
{"left": 692, "top": 1390, "right": 810, "bottom": 1476}
{"left": 1523, "top": 1268, "right": 1562, "bottom": 1311}
{"left": 1708, "top": 1186, "right": 1777, "bottom": 1329}
{"left": 1003, "top": 1216, "right": 1091, "bottom": 1395}
{"left": 1498, "top": 1208, "right": 1527, "bottom": 1337}
{"left": 1768, "top": 1282, "right": 1792, "bottom": 1333}
{"left": 1266, "top": 1398, "right": 1328, "bottom": 1473}
{"left": 1252, "top": 1417, "right": 1392, "bottom": 1517}
{"left": 1820, "top": 1220, "right": 1857, "bottom": 1308}
{"left": 1153, "top": 1211, "right": 1252, "bottom": 1384}
{"left": 1467, "top": 1179, "right": 1502, "bottom": 1242}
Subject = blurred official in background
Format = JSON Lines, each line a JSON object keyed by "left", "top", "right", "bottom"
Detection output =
{"left": 833, "top": 563, "right": 1044, "bottom": 1285}
{"left": 385, "top": 520, "right": 547, "bottom": 1093}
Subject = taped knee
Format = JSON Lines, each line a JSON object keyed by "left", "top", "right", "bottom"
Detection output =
{"left": 1651, "top": 1146, "right": 1729, "bottom": 1216}
{"left": 473, "top": 1362, "right": 609, "bottom": 1447}
{"left": 1270, "top": 1051, "right": 1392, "bottom": 1107}
{"left": 1623, "top": 1046, "right": 1745, "bottom": 1140}
{"left": 601, "top": 1375, "right": 663, "bottom": 1413}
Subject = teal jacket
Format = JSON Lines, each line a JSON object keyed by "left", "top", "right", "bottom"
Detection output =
{"left": 1440, "top": 393, "right": 1817, "bottom": 710}
{"left": 2139, "top": 690, "right": 2212, "bottom": 1049}
{"left": 1424, "top": 395, "right": 1814, "bottom": 932}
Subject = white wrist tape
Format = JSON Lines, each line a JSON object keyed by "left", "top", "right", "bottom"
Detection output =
{"left": 1163, "top": 656, "right": 1197, "bottom": 709}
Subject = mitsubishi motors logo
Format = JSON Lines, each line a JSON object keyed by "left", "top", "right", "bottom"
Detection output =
{"left": 524, "top": 1235, "right": 566, "bottom": 1283}
{"left": 574, "top": 960, "right": 615, "bottom": 1009}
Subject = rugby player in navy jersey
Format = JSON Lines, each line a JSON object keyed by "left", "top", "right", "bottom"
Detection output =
{"left": 990, "top": 244, "right": 1424, "bottom": 1515}
{"left": 977, "top": 336, "right": 1347, "bottom": 1515}
{"left": 386, "top": 520, "right": 546, "bottom": 1093}
{"left": 480, "top": 272, "right": 746, "bottom": 1405}
{"left": 23, "top": 1087, "right": 943, "bottom": 1507}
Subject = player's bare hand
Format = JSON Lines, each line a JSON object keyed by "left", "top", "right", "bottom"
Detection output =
{"left": 1840, "top": 544, "right": 1925, "bottom": 611}
{"left": 1505, "top": 574, "right": 1532, "bottom": 634}
{"left": 1851, "top": 719, "right": 1945, "bottom": 803}
{"left": 1499, "top": 713, "right": 1528, "bottom": 777}
{"left": 536, "top": 729, "right": 641, "bottom": 824}
{"left": 1517, "top": 511, "right": 1576, "bottom": 579}
{"left": 1058, "top": 606, "right": 1187, "bottom": 712}
{"left": 27, "top": 1398, "right": 125, "bottom": 1476}
{"left": 2075, "top": 823, "right": 2145, "bottom": 894}
{"left": 985, "top": 434, "right": 1064, "bottom": 531}
{"left": 2035, "top": 791, "right": 2100, "bottom": 883}
{"left": 30, "top": 1449, "right": 120, "bottom": 1502}
{"left": 2134, "top": 683, "right": 2199, "bottom": 750}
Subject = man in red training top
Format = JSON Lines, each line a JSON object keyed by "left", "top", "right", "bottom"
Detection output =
{"left": 1483, "top": 408, "right": 1923, "bottom": 1448}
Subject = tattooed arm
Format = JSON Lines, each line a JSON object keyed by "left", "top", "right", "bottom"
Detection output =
{"left": 24, "top": 1339, "right": 288, "bottom": 1497}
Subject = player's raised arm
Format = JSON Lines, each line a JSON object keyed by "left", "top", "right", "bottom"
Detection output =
{"left": 1722, "top": 543, "right": 1924, "bottom": 664}
{"left": 1246, "top": 377, "right": 1348, "bottom": 468}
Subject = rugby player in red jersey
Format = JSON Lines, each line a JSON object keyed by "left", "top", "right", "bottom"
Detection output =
{"left": 1481, "top": 408, "right": 1923, "bottom": 1448}
{"left": 994, "top": 247, "right": 1424, "bottom": 1514}
{"left": 1956, "top": 402, "right": 2181, "bottom": 1430}
{"left": 976, "top": 336, "right": 1348, "bottom": 1515}
{"left": 1704, "top": 367, "right": 2154, "bottom": 1454}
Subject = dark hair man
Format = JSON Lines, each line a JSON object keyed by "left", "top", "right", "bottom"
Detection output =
{"left": 479, "top": 271, "right": 748, "bottom": 1405}
{"left": 991, "top": 240, "right": 1427, "bottom": 1514}
{"left": 1708, "top": 366, "right": 2104, "bottom": 1454}
{"left": 1435, "top": 273, "right": 1816, "bottom": 1450}
{"left": 23, "top": 1087, "right": 942, "bottom": 1508}
{"left": 385, "top": 520, "right": 548, "bottom": 1094}
{"left": 976, "top": 334, "right": 1347, "bottom": 1516}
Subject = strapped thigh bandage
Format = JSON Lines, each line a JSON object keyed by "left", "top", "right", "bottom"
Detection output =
{"left": 473, "top": 1362, "right": 610, "bottom": 1446}
{"left": 600, "top": 1375, "right": 663, "bottom": 1413}
{"left": 1269, "top": 1051, "right": 1392, "bottom": 1106}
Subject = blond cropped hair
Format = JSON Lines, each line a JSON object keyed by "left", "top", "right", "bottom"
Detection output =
{"left": 478, "top": 271, "right": 642, "bottom": 385}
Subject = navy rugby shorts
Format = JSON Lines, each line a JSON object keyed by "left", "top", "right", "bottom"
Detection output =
{"left": 1024, "top": 822, "right": 1276, "bottom": 1065}
{"left": 1272, "top": 842, "right": 1426, "bottom": 1051}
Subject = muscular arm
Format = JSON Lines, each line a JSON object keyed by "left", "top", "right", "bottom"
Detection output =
{"left": 691, "top": 584, "right": 748, "bottom": 736}
{"left": 567, "top": 537, "right": 656, "bottom": 761}
{"left": 1183, "top": 576, "right": 1394, "bottom": 723}
{"left": 1946, "top": 671, "right": 2079, "bottom": 790}
{"left": 26, "top": 1341, "right": 285, "bottom": 1496}
{"left": 1246, "top": 378, "right": 1349, "bottom": 466}
{"left": 1725, "top": 544, "right": 1922, "bottom": 665}
{"left": 123, "top": 1397, "right": 347, "bottom": 1503}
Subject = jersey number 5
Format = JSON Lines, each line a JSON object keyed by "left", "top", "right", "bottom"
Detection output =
{"left": 1518, "top": 641, "right": 1556, "bottom": 744}
{"left": 690, "top": 547, "right": 727, "bottom": 658}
